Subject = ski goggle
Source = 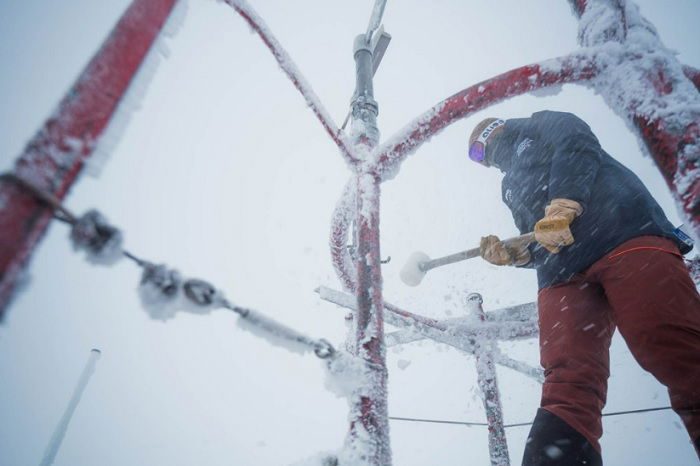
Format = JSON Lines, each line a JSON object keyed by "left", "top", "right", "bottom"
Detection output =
{"left": 468, "top": 119, "right": 505, "bottom": 164}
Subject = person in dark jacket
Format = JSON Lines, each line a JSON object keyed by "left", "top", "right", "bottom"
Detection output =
{"left": 468, "top": 110, "right": 700, "bottom": 465}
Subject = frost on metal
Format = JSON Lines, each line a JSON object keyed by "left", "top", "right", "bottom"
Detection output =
{"left": 574, "top": 0, "right": 700, "bottom": 235}
{"left": 324, "top": 350, "right": 373, "bottom": 400}
{"left": 235, "top": 308, "right": 319, "bottom": 356}
{"left": 138, "top": 263, "right": 183, "bottom": 321}
{"left": 138, "top": 263, "right": 218, "bottom": 321}
{"left": 88, "top": 0, "right": 190, "bottom": 176}
{"left": 372, "top": 52, "right": 599, "bottom": 182}
{"left": 329, "top": 181, "right": 359, "bottom": 292}
{"left": 0, "top": 0, "right": 181, "bottom": 317}
{"left": 221, "top": 0, "right": 357, "bottom": 166}
{"left": 286, "top": 350, "right": 384, "bottom": 465}
{"left": 70, "top": 210, "right": 124, "bottom": 265}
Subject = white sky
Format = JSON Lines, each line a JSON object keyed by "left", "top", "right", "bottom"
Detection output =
{"left": 1, "top": 1, "right": 699, "bottom": 465}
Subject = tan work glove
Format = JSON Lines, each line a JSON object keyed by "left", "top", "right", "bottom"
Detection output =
{"left": 480, "top": 235, "right": 531, "bottom": 266}
{"left": 534, "top": 198, "right": 583, "bottom": 253}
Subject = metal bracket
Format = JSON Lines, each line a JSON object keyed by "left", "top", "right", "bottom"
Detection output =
{"left": 370, "top": 26, "right": 392, "bottom": 76}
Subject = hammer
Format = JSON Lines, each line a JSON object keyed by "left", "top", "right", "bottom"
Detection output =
{"left": 399, "top": 232, "right": 536, "bottom": 287}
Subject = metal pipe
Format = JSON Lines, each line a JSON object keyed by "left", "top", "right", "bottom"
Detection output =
{"left": 40, "top": 349, "right": 102, "bottom": 466}
{"left": 467, "top": 294, "right": 510, "bottom": 466}
{"left": 347, "top": 28, "right": 389, "bottom": 464}
{"left": 351, "top": 35, "right": 380, "bottom": 146}
{"left": 0, "top": 0, "right": 180, "bottom": 319}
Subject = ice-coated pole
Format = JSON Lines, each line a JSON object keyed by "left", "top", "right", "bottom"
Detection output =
{"left": 40, "top": 349, "right": 102, "bottom": 466}
{"left": 467, "top": 294, "right": 510, "bottom": 466}
{"left": 347, "top": 27, "right": 391, "bottom": 464}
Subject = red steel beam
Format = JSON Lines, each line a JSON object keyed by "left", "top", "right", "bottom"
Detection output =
{"left": 222, "top": 0, "right": 358, "bottom": 166}
{"left": 352, "top": 171, "right": 391, "bottom": 464}
{"left": 372, "top": 53, "right": 598, "bottom": 179}
{"left": 0, "top": 0, "right": 179, "bottom": 318}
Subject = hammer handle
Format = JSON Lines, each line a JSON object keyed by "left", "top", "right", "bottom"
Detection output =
{"left": 420, "top": 232, "right": 535, "bottom": 272}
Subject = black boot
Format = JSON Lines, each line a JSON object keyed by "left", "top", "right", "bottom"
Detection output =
{"left": 522, "top": 408, "right": 602, "bottom": 466}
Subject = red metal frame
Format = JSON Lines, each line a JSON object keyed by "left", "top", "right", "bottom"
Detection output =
{"left": 1, "top": 0, "right": 697, "bottom": 464}
{"left": 351, "top": 171, "right": 391, "bottom": 464}
{"left": 0, "top": 0, "right": 179, "bottom": 317}
{"left": 327, "top": 1, "right": 699, "bottom": 462}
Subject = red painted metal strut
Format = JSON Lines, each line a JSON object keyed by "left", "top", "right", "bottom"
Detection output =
{"left": 467, "top": 294, "right": 510, "bottom": 466}
{"left": 222, "top": 0, "right": 358, "bottom": 167}
{"left": 373, "top": 53, "right": 598, "bottom": 179}
{"left": 0, "top": 0, "right": 179, "bottom": 318}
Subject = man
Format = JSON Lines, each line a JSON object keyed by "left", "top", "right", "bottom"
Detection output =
{"left": 468, "top": 111, "right": 700, "bottom": 465}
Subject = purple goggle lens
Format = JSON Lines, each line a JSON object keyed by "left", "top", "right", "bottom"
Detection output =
{"left": 468, "top": 141, "right": 486, "bottom": 163}
{"left": 468, "top": 119, "right": 505, "bottom": 165}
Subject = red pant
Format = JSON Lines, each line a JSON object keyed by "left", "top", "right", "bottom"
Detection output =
{"left": 537, "top": 236, "right": 700, "bottom": 454}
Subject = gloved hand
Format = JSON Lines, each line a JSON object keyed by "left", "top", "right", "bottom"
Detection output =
{"left": 534, "top": 198, "right": 583, "bottom": 253}
{"left": 480, "top": 235, "right": 531, "bottom": 266}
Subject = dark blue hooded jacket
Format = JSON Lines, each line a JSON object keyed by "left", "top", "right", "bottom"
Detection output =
{"left": 487, "top": 110, "right": 690, "bottom": 289}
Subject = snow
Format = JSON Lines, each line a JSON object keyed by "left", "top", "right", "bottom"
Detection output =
{"left": 357, "top": 172, "right": 378, "bottom": 222}
{"left": 530, "top": 84, "right": 563, "bottom": 98}
{"left": 399, "top": 250, "right": 429, "bottom": 286}
{"left": 69, "top": 210, "right": 124, "bottom": 265}
{"left": 137, "top": 263, "right": 235, "bottom": 321}
{"left": 575, "top": 0, "right": 700, "bottom": 231}
{"left": 324, "top": 350, "right": 372, "bottom": 399}
{"left": 137, "top": 263, "right": 185, "bottom": 321}
{"left": 544, "top": 444, "right": 564, "bottom": 460}
{"left": 329, "top": 180, "right": 359, "bottom": 291}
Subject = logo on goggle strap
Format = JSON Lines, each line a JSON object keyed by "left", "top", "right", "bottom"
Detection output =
{"left": 478, "top": 119, "right": 506, "bottom": 143}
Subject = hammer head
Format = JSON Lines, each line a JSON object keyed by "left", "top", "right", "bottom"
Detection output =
{"left": 399, "top": 251, "right": 431, "bottom": 286}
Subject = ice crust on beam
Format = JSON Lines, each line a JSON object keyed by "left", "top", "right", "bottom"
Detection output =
{"left": 298, "top": 348, "right": 384, "bottom": 466}
{"left": 373, "top": 52, "right": 599, "bottom": 182}
{"left": 329, "top": 181, "right": 359, "bottom": 292}
{"left": 323, "top": 350, "right": 372, "bottom": 399}
{"left": 575, "top": 0, "right": 700, "bottom": 230}
{"left": 317, "top": 286, "right": 538, "bottom": 348}
{"left": 220, "top": 0, "right": 356, "bottom": 166}
{"left": 579, "top": 1, "right": 700, "bottom": 125}
{"left": 87, "top": 0, "right": 189, "bottom": 177}
{"left": 236, "top": 308, "right": 315, "bottom": 356}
